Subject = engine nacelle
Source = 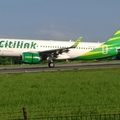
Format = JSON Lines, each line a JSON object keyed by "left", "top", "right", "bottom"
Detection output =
{"left": 22, "top": 52, "right": 41, "bottom": 64}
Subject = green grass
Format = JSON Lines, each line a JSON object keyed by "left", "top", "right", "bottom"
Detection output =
{"left": 0, "top": 67, "right": 120, "bottom": 118}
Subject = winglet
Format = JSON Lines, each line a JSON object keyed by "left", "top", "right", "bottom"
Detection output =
{"left": 70, "top": 36, "right": 82, "bottom": 48}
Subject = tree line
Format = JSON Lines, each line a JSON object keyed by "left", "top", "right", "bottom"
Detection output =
{"left": 0, "top": 57, "right": 21, "bottom": 65}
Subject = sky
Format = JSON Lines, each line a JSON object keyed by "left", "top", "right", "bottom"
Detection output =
{"left": 0, "top": 0, "right": 120, "bottom": 42}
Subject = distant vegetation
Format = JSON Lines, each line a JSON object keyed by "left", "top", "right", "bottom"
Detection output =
{"left": 0, "top": 56, "right": 116, "bottom": 66}
{"left": 0, "top": 67, "right": 120, "bottom": 118}
{"left": 0, "top": 57, "right": 21, "bottom": 65}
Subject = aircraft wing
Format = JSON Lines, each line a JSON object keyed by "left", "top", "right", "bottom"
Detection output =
{"left": 39, "top": 36, "right": 82, "bottom": 58}
{"left": 38, "top": 36, "right": 82, "bottom": 60}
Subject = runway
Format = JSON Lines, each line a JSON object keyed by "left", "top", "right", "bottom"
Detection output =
{"left": 0, "top": 61, "right": 120, "bottom": 74}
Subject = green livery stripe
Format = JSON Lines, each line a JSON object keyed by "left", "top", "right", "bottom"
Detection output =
{"left": 81, "top": 50, "right": 102, "bottom": 56}
{"left": 109, "top": 37, "right": 120, "bottom": 41}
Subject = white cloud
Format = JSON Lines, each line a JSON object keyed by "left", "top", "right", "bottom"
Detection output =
{"left": 39, "top": 30, "right": 68, "bottom": 40}
{"left": 37, "top": 23, "right": 78, "bottom": 40}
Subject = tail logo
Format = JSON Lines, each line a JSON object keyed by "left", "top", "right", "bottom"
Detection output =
{"left": 102, "top": 44, "right": 108, "bottom": 54}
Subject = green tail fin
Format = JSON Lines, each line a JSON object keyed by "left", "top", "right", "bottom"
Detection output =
{"left": 105, "top": 28, "right": 120, "bottom": 44}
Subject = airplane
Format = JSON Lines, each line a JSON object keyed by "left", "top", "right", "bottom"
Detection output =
{"left": 0, "top": 28, "right": 120, "bottom": 68}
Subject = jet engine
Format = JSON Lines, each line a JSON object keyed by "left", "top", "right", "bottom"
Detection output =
{"left": 22, "top": 52, "right": 41, "bottom": 64}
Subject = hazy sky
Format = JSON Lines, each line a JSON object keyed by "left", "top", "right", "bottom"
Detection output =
{"left": 0, "top": 0, "right": 120, "bottom": 42}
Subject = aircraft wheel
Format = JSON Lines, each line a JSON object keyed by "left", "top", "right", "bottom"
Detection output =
{"left": 48, "top": 62, "right": 55, "bottom": 68}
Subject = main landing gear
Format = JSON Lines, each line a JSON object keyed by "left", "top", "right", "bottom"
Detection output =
{"left": 47, "top": 55, "right": 55, "bottom": 68}
{"left": 48, "top": 62, "right": 55, "bottom": 68}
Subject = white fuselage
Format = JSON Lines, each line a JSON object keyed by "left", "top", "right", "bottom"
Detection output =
{"left": 0, "top": 38, "right": 102, "bottom": 59}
